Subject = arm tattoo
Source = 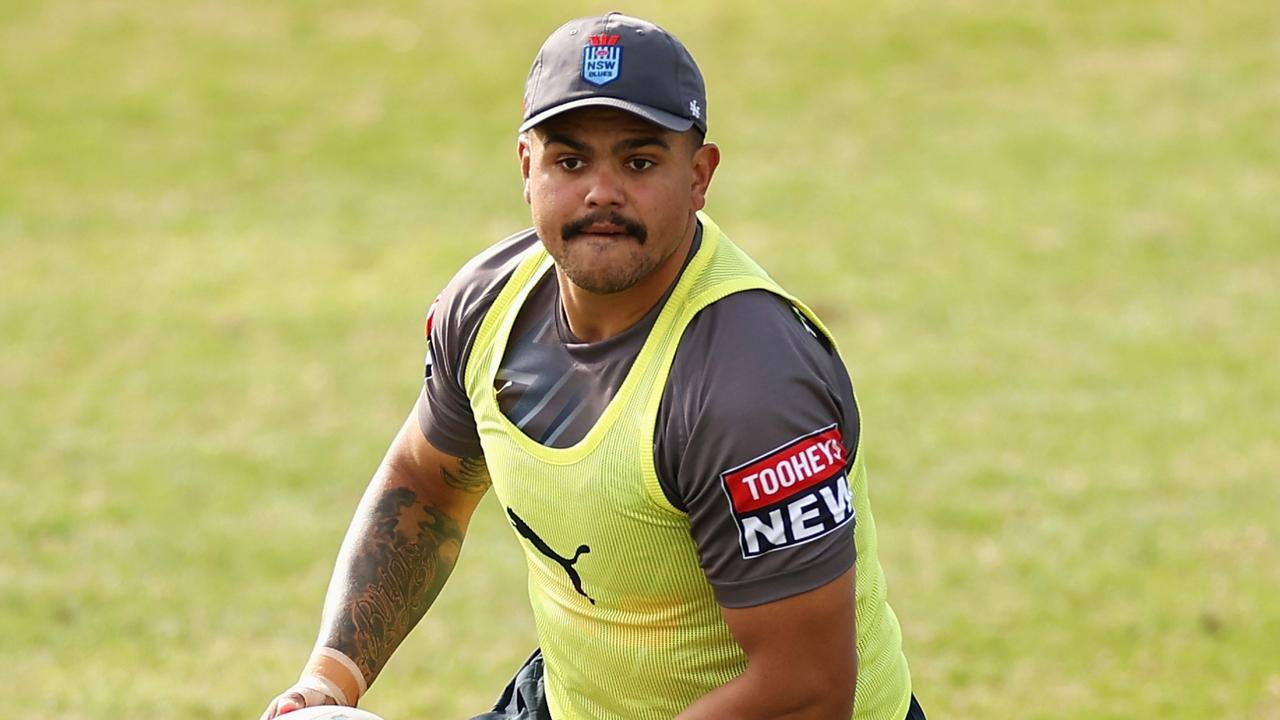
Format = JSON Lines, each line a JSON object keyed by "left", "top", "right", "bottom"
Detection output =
{"left": 440, "top": 455, "right": 491, "bottom": 494}
{"left": 319, "top": 486, "right": 464, "bottom": 687}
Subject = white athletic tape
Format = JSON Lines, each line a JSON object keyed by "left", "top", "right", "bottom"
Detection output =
{"left": 315, "top": 647, "right": 368, "bottom": 698}
{"left": 295, "top": 674, "right": 348, "bottom": 707}
{"left": 280, "top": 684, "right": 339, "bottom": 711}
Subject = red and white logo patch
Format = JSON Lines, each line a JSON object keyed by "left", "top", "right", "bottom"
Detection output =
{"left": 424, "top": 295, "right": 440, "bottom": 340}
{"left": 423, "top": 295, "right": 440, "bottom": 379}
{"left": 720, "top": 424, "right": 855, "bottom": 558}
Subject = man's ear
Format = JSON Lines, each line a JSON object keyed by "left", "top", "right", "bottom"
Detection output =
{"left": 518, "top": 134, "right": 533, "bottom": 205}
{"left": 690, "top": 142, "right": 721, "bottom": 212}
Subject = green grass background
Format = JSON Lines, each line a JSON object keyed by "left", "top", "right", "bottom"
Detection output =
{"left": 2, "top": 0, "right": 1278, "bottom": 717}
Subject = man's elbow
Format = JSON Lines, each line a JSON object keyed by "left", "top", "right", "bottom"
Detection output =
{"left": 807, "top": 662, "right": 857, "bottom": 719}
{"left": 780, "top": 686, "right": 856, "bottom": 720}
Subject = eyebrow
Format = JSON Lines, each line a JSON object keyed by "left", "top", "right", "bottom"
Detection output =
{"left": 541, "top": 133, "right": 671, "bottom": 154}
{"left": 614, "top": 136, "right": 670, "bottom": 153}
{"left": 543, "top": 133, "right": 589, "bottom": 152}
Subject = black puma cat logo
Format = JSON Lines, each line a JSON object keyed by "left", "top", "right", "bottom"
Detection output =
{"left": 507, "top": 507, "right": 596, "bottom": 605}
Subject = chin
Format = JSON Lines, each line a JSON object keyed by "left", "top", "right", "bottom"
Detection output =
{"left": 557, "top": 246, "right": 655, "bottom": 295}
{"left": 564, "top": 269, "right": 644, "bottom": 295}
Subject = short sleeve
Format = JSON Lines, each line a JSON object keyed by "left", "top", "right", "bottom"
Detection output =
{"left": 655, "top": 290, "right": 860, "bottom": 608}
{"left": 417, "top": 230, "right": 541, "bottom": 458}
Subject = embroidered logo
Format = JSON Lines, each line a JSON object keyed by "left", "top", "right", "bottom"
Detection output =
{"left": 719, "top": 424, "right": 855, "bottom": 558}
{"left": 582, "top": 34, "right": 622, "bottom": 86}
{"left": 689, "top": 99, "right": 701, "bottom": 119}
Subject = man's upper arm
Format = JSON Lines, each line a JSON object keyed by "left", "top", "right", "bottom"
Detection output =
{"left": 674, "top": 566, "right": 858, "bottom": 720}
{"left": 657, "top": 290, "right": 863, "bottom": 717}
{"left": 721, "top": 566, "right": 857, "bottom": 711}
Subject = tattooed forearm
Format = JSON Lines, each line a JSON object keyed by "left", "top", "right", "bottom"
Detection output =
{"left": 319, "top": 486, "right": 464, "bottom": 687}
{"left": 439, "top": 455, "right": 490, "bottom": 494}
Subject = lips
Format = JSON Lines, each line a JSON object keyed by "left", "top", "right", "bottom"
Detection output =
{"left": 582, "top": 223, "right": 627, "bottom": 235}
{"left": 562, "top": 213, "right": 648, "bottom": 244}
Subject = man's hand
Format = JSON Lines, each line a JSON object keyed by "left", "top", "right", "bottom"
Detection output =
{"left": 259, "top": 684, "right": 336, "bottom": 719}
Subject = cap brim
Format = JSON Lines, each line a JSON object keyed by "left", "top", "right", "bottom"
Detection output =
{"left": 519, "top": 97, "right": 695, "bottom": 133}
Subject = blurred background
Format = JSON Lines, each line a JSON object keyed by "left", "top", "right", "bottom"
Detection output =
{"left": 2, "top": 1, "right": 1277, "bottom": 717}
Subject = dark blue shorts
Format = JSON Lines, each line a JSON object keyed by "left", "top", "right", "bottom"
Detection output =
{"left": 470, "top": 649, "right": 927, "bottom": 720}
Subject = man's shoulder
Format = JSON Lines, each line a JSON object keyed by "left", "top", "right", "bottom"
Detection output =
{"left": 433, "top": 228, "right": 541, "bottom": 333}
{"left": 674, "top": 289, "right": 835, "bottom": 373}
{"left": 445, "top": 228, "right": 542, "bottom": 306}
{"left": 665, "top": 288, "right": 845, "bottom": 421}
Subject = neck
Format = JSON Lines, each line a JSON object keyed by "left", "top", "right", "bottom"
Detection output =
{"left": 557, "top": 216, "right": 697, "bottom": 342}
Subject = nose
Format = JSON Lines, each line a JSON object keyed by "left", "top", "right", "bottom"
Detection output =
{"left": 583, "top": 166, "right": 625, "bottom": 208}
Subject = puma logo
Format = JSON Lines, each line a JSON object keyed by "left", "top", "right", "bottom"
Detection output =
{"left": 506, "top": 507, "right": 596, "bottom": 605}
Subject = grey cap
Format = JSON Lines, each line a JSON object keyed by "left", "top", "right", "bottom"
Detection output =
{"left": 519, "top": 13, "right": 707, "bottom": 135}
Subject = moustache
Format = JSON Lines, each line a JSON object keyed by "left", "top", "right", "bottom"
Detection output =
{"left": 561, "top": 212, "right": 648, "bottom": 244}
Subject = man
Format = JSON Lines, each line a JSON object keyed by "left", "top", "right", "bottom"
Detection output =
{"left": 262, "top": 13, "right": 923, "bottom": 720}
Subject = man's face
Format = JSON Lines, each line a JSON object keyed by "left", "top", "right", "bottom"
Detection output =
{"left": 519, "top": 107, "right": 719, "bottom": 295}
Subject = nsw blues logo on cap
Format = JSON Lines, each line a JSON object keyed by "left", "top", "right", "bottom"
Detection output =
{"left": 581, "top": 34, "right": 622, "bottom": 86}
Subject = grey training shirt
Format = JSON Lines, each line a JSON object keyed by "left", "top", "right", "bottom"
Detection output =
{"left": 418, "top": 223, "right": 859, "bottom": 608}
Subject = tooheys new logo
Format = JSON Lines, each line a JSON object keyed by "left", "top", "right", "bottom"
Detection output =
{"left": 720, "top": 424, "right": 855, "bottom": 558}
{"left": 581, "top": 34, "right": 622, "bottom": 86}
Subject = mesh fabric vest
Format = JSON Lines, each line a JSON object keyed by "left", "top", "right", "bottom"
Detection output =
{"left": 464, "top": 213, "right": 911, "bottom": 719}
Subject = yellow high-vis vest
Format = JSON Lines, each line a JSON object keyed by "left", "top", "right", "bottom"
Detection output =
{"left": 464, "top": 213, "right": 911, "bottom": 719}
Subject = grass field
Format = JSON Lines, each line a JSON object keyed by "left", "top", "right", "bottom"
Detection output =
{"left": 2, "top": 1, "right": 1278, "bottom": 717}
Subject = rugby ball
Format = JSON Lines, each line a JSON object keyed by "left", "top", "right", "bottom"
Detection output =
{"left": 282, "top": 707, "right": 387, "bottom": 720}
